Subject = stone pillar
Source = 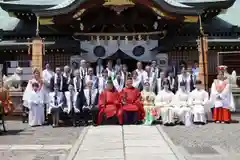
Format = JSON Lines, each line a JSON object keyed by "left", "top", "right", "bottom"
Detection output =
{"left": 29, "top": 37, "right": 44, "bottom": 74}
{"left": 198, "top": 35, "right": 208, "bottom": 90}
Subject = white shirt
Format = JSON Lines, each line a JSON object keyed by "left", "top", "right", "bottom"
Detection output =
{"left": 155, "top": 89, "right": 174, "bottom": 107}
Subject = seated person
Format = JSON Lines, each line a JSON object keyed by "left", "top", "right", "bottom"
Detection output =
{"left": 48, "top": 85, "right": 64, "bottom": 127}
{"left": 81, "top": 80, "right": 99, "bottom": 126}
{"left": 97, "top": 77, "right": 123, "bottom": 125}
{"left": 120, "top": 75, "right": 145, "bottom": 124}
{"left": 154, "top": 79, "right": 175, "bottom": 125}
{"left": 141, "top": 80, "right": 157, "bottom": 125}
{"left": 172, "top": 81, "right": 191, "bottom": 125}
{"left": 188, "top": 80, "right": 209, "bottom": 125}
{"left": 64, "top": 84, "right": 80, "bottom": 127}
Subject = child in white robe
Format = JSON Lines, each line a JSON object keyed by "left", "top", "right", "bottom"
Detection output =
{"left": 188, "top": 80, "right": 209, "bottom": 124}
{"left": 48, "top": 85, "right": 64, "bottom": 127}
{"left": 172, "top": 81, "right": 191, "bottom": 124}
{"left": 28, "top": 82, "right": 45, "bottom": 127}
{"left": 154, "top": 79, "right": 175, "bottom": 125}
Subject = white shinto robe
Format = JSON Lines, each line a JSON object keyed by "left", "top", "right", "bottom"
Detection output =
{"left": 113, "top": 78, "right": 124, "bottom": 92}
{"left": 188, "top": 89, "right": 209, "bottom": 123}
{"left": 96, "top": 65, "right": 104, "bottom": 77}
{"left": 172, "top": 89, "right": 191, "bottom": 124}
{"left": 98, "top": 77, "right": 107, "bottom": 93}
{"left": 154, "top": 90, "right": 175, "bottom": 124}
{"left": 177, "top": 74, "right": 191, "bottom": 93}
{"left": 27, "top": 90, "right": 45, "bottom": 126}
{"left": 64, "top": 91, "right": 79, "bottom": 114}
{"left": 48, "top": 92, "right": 64, "bottom": 114}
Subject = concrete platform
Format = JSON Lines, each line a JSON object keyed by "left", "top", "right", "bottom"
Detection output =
{"left": 72, "top": 125, "right": 183, "bottom": 160}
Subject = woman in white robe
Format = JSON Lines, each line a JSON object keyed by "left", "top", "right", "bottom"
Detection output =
{"left": 188, "top": 80, "right": 209, "bottom": 124}
{"left": 23, "top": 68, "right": 46, "bottom": 109}
{"left": 172, "top": 81, "right": 191, "bottom": 124}
{"left": 27, "top": 82, "right": 45, "bottom": 127}
{"left": 155, "top": 79, "right": 175, "bottom": 125}
{"left": 210, "top": 70, "right": 232, "bottom": 123}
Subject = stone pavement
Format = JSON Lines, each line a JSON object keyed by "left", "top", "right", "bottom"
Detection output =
{"left": 0, "top": 121, "right": 84, "bottom": 160}
{"left": 71, "top": 125, "right": 185, "bottom": 160}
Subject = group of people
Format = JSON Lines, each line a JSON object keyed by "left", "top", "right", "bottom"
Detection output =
{"left": 21, "top": 58, "right": 235, "bottom": 127}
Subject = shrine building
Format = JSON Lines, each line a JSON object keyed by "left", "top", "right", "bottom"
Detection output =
{"left": 0, "top": 0, "right": 239, "bottom": 88}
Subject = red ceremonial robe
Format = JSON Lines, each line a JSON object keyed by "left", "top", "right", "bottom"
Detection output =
{"left": 120, "top": 87, "right": 145, "bottom": 120}
{"left": 97, "top": 89, "right": 123, "bottom": 125}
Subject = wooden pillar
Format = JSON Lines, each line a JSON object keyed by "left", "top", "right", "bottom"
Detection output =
{"left": 198, "top": 35, "right": 208, "bottom": 90}
{"left": 28, "top": 37, "right": 44, "bottom": 74}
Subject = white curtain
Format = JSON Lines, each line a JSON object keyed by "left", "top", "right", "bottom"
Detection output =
{"left": 80, "top": 40, "right": 158, "bottom": 62}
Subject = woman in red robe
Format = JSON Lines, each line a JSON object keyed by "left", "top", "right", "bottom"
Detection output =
{"left": 120, "top": 75, "right": 145, "bottom": 124}
{"left": 97, "top": 77, "right": 123, "bottom": 125}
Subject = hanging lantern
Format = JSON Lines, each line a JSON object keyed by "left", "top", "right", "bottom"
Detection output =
{"left": 80, "top": 23, "right": 84, "bottom": 31}
{"left": 146, "top": 35, "right": 150, "bottom": 45}
{"left": 90, "top": 36, "right": 94, "bottom": 45}
{"left": 96, "top": 36, "right": 100, "bottom": 45}
{"left": 104, "top": 36, "right": 108, "bottom": 45}
{"left": 138, "top": 35, "right": 142, "bottom": 41}
{"left": 132, "top": 36, "right": 136, "bottom": 45}
{"left": 125, "top": 36, "right": 128, "bottom": 44}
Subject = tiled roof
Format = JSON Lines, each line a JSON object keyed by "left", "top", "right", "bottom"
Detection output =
{"left": 0, "top": 7, "right": 19, "bottom": 31}
{"left": 217, "top": 0, "right": 240, "bottom": 26}
{"left": 46, "top": 0, "right": 75, "bottom": 10}
{"left": 0, "top": 0, "right": 62, "bottom": 5}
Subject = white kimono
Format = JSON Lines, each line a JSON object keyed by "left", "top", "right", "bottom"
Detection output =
{"left": 73, "top": 77, "right": 82, "bottom": 92}
{"left": 154, "top": 90, "right": 175, "bottom": 124}
{"left": 98, "top": 77, "right": 107, "bottom": 93}
{"left": 64, "top": 91, "right": 79, "bottom": 114}
{"left": 95, "top": 65, "right": 104, "bottom": 77}
{"left": 27, "top": 90, "right": 45, "bottom": 126}
{"left": 23, "top": 79, "right": 46, "bottom": 108}
{"left": 177, "top": 74, "right": 191, "bottom": 93}
{"left": 172, "top": 89, "right": 191, "bottom": 124}
{"left": 85, "top": 75, "right": 98, "bottom": 89}
{"left": 79, "top": 67, "right": 88, "bottom": 79}
{"left": 156, "top": 78, "right": 164, "bottom": 94}
{"left": 135, "top": 69, "right": 146, "bottom": 83}
{"left": 143, "top": 72, "right": 156, "bottom": 92}
{"left": 188, "top": 89, "right": 209, "bottom": 123}
{"left": 113, "top": 78, "right": 124, "bottom": 92}
{"left": 42, "top": 69, "right": 54, "bottom": 91}
{"left": 210, "top": 79, "right": 235, "bottom": 111}
{"left": 106, "top": 68, "right": 115, "bottom": 79}
{"left": 48, "top": 92, "right": 64, "bottom": 114}
{"left": 132, "top": 78, "right": 142, "bottom": 90}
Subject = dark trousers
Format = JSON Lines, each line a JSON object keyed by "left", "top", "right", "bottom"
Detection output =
{"left": 123, "top": 111, "right": 138, "bottom": 124}
{"left": 82, "top": 106, "right": 98, "bottom": 124}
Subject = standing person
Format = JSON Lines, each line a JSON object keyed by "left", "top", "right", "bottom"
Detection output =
{"left": 50, "top": 67, "right": 68, "bottom": 92}
{"left": 73, "top": 70, "right": 83, "bottom": 93}
{"left": 42, "top": 63, "right": 54, "bottom": 93}
{"left": 85, "top": 68, "right": 98, "bottom": 89}
{"left": 96, "top": 58, "right": 104, "bottom": 77}
{"left": 48, "top": 85, "right": 64, "bottom": 127}
{"left": 79, "top": 60, "right": 88, "bottom": 79}
{"left": 189, "top": 80, "right": 209, "bottom": 125}
{"left": 210, "top": 70, "right": 232, "bottom": 123}
{"left": 156, "top": 71, "right": 165, "bottom": 94}
{"left": 23, "top": 68, "right": 45, "bottom": 108}
{"left": 64, "top": 84, "right": 80, "bottom": 127}
{"left": 97, "top": 77, "right": 123, "bottom": 125}
{"left": 167, "top": 71, "right": 176, "bottom": 93}
{"left": 98, "top": 69, "right": 108, "bottom": 94}
{"left": 135, "top": 61, "right": 146, "bottom": 84}
{"left": 154, "top": 79, "right": 175, "bottom": 125}
{"left": 177, "top": 67, "right": 192, "bottom": 93}
{"left": 27, "top": 81, "right": 45, "bottom": 127}
{"left": 63, "top": 65, "right": 72, "bottom": 85}
{"left": 113, "top": 71, "right": 124, "bottom": 92}
{"left": 132, "top": 71, "right": 143, "bottom": 91}
{"left": 141, "top": 80, "right": 156, "bottom": 125}
{"left": 114, "top": 58, "right": 122, "bottom": 72}
{"left": 122, "top": 64, "right": 129, "bottom": 86}
{"left": 192, "top": 60, "right": 199, "bottom": 83}
{"left": 81, "top": 80, "right": 99, "bottom": 126}
{"left": 106, "top": 60, "right": 115, "bottom": 79}
{"left": 120, "top": 75, "right": 145, "bottom": 124}
{"left": 150, "top": 60, "right": 159, "bottom": 79}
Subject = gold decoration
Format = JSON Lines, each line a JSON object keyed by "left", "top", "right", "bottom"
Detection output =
{"left": 73, "top": 9, "right": 86, "bottom": 19}
{"left": 39, "top": 17, "right": 54, "bottom": 25}
{"left": 103, "top": 0, "right": 134, "bottom": 6}
{"left": 184, "top": 16, "right": 198, "bottom": 23}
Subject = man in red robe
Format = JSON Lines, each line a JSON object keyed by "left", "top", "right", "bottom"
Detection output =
{"left": 120, "top": 75, "right": 145, "bottom": 124}
{"left": 97, "top": 77, "right": 123, "bottom": 125}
